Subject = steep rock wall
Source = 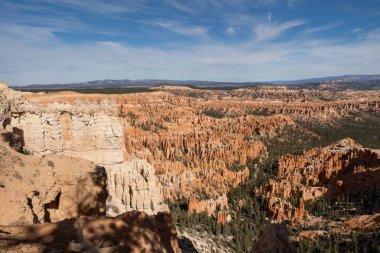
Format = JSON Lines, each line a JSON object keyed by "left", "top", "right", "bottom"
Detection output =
{"left": 3, "top": 90, "right": 167, "bottom": 216}
{"left": 0, "top": 139, "right": 106, "bottom": 225}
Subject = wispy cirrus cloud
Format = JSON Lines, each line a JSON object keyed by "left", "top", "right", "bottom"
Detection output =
{"left": 0, "top": 23, "right": 58, "bottom": 44}
{"left": 164, "top": 0, "right": 196, "bottom": 14}
{"left": 225, "top": 27, "right": 236, "bottom": 35}
{"left": 154, "top": 21, "right": 208, "bottom": 37}
{"left": 255, "top": 0, "right": 302, "bottom": 7}
{"left": 0, "top": 0, "right": 379, "bottom": 85}
{"left": 366, "top": 28, "right": 380, "bottom": 40}
{"left": 1, "top": 22, "right": 379, "bottom": 85}
{"left": 42, "top": 0, "right": 132, "bottom": 15}
{"left": 352, "top": 28, "right": 363, "bottom": 33}
{"left": 287, "top": 0, "right": 301, "bottom": 8}
{"left": 304, "top": 21, "right": 343, "bottom": 34}
{"left": 253, "top": 19, "right": 306, "bottom": 42}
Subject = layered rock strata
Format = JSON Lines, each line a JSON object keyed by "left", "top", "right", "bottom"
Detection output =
{"left": 258, "top": 138, "right": 380, "bottom": 225}
{"left": 6, "top": 85, "right": 377, "bottom": 217}
{"left": 120, "top": 93, "right": 292, "bottom": 202}
{"left": 2, "top": 89, "right": 168, "bottom": 215}
{"left": 3, "top": 88, "right": 294, "bottom": 216}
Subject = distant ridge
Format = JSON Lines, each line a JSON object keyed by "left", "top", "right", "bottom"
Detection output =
{"left": 271, "top": 74, "right": 380, "bottom": 84}
{"left": 12, "top": 74, "right": 380, "bottom": 89}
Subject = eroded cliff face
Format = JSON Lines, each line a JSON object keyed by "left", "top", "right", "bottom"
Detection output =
{"left": 7, "top": 85, "right": 376, "bottom": 218}
{"left": 258, "top": 138, "right": 380, "bottom": 225}
{"left": 159, "top": 85, "right": 380, "bottom": 121}
{"left": 188, "top": 194, "right": 228, "bottom": 216}
{"left": 0, "top": 84, "right": 16, "bottom": 130}
{"left": 116, "top": 93, "right": 294, "bottom": 215}
{"left": 2, "top": 89, "right": 168, "bottom": 216}
{"left": 106, "top": 159, "right": 167, "bottom": 216}
{"left": 2, "top": 88, "right": 295, "bottom": 217}
{"left": 10, "top": 96, "right": 125, "bottom": 164}
{"left": 0, "top": 138, "right": 106, "bottom": 226}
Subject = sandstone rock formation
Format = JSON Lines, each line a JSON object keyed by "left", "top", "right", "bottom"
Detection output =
{"left": 4, "top": 84, "right": 379, "bottom": 218}
{"left": 0, "top": 211, "right": 181, "bottom": 253}
{"left": 106, "top": 159, "right": 168, "bottom": 216}
{"left": 296, "top": 230, "right": 329, "bottom": 242}
{"left": 258, "top": 138, "right": 380, "bottom": 225}
{"left": 188, "top": 194, "right": 228, "bottom": 216}
{"left": 345, "top": 214, "right": 380, "bottom": 231}
{"left": 119, "top": 92, "right": 293, "bottom": 208}
{"left": 0, "top": 138, "right": 106, "bottom": 225}
{"left": 2, "top": 86, "right": 295, "bottom": 216}
{"left": 159, "top": 85, "right": 380, "bottom": 121}
{"left": 1, "top": 88, "right": 168, "bottom": 216}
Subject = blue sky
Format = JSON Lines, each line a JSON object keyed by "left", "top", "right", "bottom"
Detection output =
{"left": 1, "top": 0, "right": 380, "bottom": 85}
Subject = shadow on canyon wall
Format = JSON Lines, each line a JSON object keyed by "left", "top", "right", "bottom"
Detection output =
{"left": 0, "top": 164, "right": 180, "bottom": 253}
{"left": 1, "top": 127, "right": 25, "bottom": 153}
{"left": 178, "top": 236, "right": 200, "bottom": 253}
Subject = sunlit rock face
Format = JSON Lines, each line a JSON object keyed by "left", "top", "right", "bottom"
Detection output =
{"left": 4, "top": 88, "right": 291, "bottom": 213}
{"left": 1, "top": 86, "right": 300, "bottom": 218}
{"left": 9, "top": 95, "right": 125, "bottom": 164}
{"left": 2, "top": 88, "right": 168, "bottom": 216}
{"left": 106, "top": 159, "right": 168, "bottom": 216}
{"left": 258, "top": 138, "right": 380, "bottom": 225}
{"left": 0, "top": 138, "right": 107, "bottom": 226}
{"left": 3, "top": 84, "right": 380, "bottom": 221}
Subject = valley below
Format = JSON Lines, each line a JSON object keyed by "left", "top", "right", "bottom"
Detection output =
{"left": 1, "top": 82, "right": 379, "bottom": 252}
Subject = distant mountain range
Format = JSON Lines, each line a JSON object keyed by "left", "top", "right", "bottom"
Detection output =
{"left": 13, "top": 74, "right": 380, "bottom": 89}
{"left": 271, "top": 74, "right": 380, "bottom": 84}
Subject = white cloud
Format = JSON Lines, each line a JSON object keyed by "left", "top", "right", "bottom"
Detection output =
{"left": 42, "top": 0, "right": 132, "bottom": 15}
{"left": 1, "top": 24, "right": 380, "bottom": 85}
{"left": 366, "top": 28, "right": 380, "bottom": 40}
{"left": 0, "top": 23, "right": 58, "bottom": 44}
{"left": 267, "top": 13, "right": 272, "bottom": 22}
{"left": 154, "top": 21, "right": 208, "bottom": 37}
{"left": 352, "top": 28, "right": 363, "bottom": 33}
{"left": 256, "top": 0, "right": 301, "bottom": 8}
{"left": 253, "top": 19, "right": 306, "bottom": 42}
{"left": 304, "top": 21, "right": 343, "bottom": 34}
{"left": 165, "top": 0, "right": 195, "bottom": 14}
{"left": 225, "top": 27, "right": 236, "bottom": 35}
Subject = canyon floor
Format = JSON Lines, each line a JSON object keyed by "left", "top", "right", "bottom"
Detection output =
{"left": 1, "top": 82, "right": 380, "bottom": 252}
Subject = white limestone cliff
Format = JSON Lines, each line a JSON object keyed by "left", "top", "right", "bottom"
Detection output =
{"left": 1, "top": 87, "right": 168, "bottom": 216}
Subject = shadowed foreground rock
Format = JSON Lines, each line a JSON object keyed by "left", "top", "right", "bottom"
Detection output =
{"left": 0, "top": 137, "right": 107, "bottom": 225}
{"left": 251, "top": 220, "right": 296, "bottom": 253}
{"left": 0, "top": 211, "right": 181, "bottom": 253}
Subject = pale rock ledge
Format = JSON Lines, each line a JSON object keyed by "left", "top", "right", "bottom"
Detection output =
{"left": 1, "top": 87, "right": 168, "bottom": 216}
